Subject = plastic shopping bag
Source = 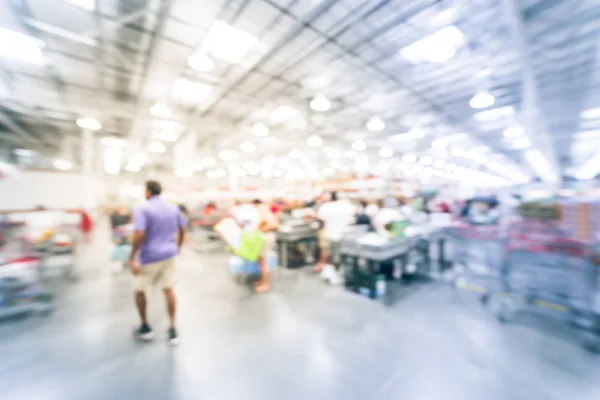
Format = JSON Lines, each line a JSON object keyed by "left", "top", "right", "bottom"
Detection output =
{"left": 235, "top": 230, "right": 264, "bottom": 262}
{"left": 111, "top": 244, "right": 132, "bottom": 263}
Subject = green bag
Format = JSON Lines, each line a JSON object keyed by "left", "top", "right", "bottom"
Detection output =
{"left": 235, "top": 230, "right": 264, "bottom": 262}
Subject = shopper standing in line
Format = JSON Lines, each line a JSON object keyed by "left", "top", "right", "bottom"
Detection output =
{"left": 129, "top": 181, "right": 186, "bottom": 345}
{"left": 252, "top": 199, "right": 279, "bottom": 293}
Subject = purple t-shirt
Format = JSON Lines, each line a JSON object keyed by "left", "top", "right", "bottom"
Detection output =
{"left": 133, "top": 196, "right": 185, "bottom": 265}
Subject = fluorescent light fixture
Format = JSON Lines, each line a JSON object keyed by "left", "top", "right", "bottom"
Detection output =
{"left": 576, "top": 149, "right": 600, "bottom": 180}
{"left": 240, "top": 141, "right": 256, "bottom": 153}
{"left": 431, "top": 138, "right": 446, "bottom": 149}
{"left": 148, "top": 141, "right": 166, "bottom": 153}
{"left": 278, "top": 157, "right": 291, "bottom": 169}
{"left": 307, "top": 134, "right": 323, "bottom": 148}
{"left": 352, "top": 140, "right": 367, "bottom": 151}
{"left": 270, "top": 106, "right": 298, "bottom": 123}
{"left": 581, "top": 107, "right": 600, "bottom": 120}
{"left": 420, "top": 156, "right": 433, "bottom": 165}
{"left": 150, "top": 102, "right": 172, "bottom": 118}
{"left": 158, "top": 131, "right": 179, "bottom": 142}
{"left": 53, "top": 159, "right": 72, "bottom": 170}
{"left": 403, "top": 153, "right": 417, "bottom": 163}
{"left": 451, "top": 147, "right": 465, "bottom": 156}
{"left": 525, "top": 149, "right": 557, "bottom": 182}
{"left": 289, "top": 149, "right": 303, "bottom": 159}
{"left": 76, "top": 117, "right": 101, "bottom": 131}
{"left": 252, "top": 122, "right": 269, "bottom": 136}
{"left": 408, "top": 127, "right": 425, "bottom": 139}
{"left": 400, "top": 25, "right": 464, "bottom": 64}
{"left": 219, "top": 150, "right": 237, "bottom": 160}
{"left": 14, "top": 149, "right": 36, "bottom": 157}
{"left": 172, "top": 79, "right": 212, "bottom": 105}
{"left": 503, "top": 125, "right": 524, "bottom": 138}
{"left": 302, "top": 75, "right": 330, "bottom": 89}
{"left": 62, "top": 0, "right": 95, "bottom": 11}
{"left": 0, "top": 28, "right": 45, "bottom": 65}
{"left": 203, "top": 157, "right": 216, "bottom": 167}
{"left": 512, "top": 137, "right": 531, "bottom": 149}
{"left": 125, "top": 164, "right": 140, "bottom": 172}
{"left": 101, "top": 136, "right": 127, "bottom": 148}
{"left": 473, "top": 106, "right": 515, "bottom": 123}
{"left": 469, "top": 91, "right": 495, "bottom": 109}
{"left": 175, "top": 168, "right": 193, "bottom": 178}
{"left": 310, "top": 94, "right": 331, "bottom": 112}
{"left": 188, "top": 53, "right": 214, "bottom": 72}
{"left": 366, "top": 117, "right": 385, "bottom": 132}
{"left": 379, "top": 147, "right": 394, "bottom": 158}
{"left": 204, "top": 20, "right": 257, "bottom": 64}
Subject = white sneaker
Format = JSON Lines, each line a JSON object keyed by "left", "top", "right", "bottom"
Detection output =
{"left": 320, "top": 264, "right": 335, "bottom": 281}
{"left": 328, "top": 271, "right": 345, "bottom": 286}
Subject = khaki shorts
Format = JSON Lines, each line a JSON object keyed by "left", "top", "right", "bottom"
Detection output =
{"left": 261, "top": 231, "right": 277, "bottom": 258}
{"left": 133, "top": 257, "right": 176, "bottom": 292}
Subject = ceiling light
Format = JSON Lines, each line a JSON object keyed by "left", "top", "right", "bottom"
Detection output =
{"left": 172, "top": 79, "right": 212, "bottom": 105}
{"left": 345, "top": 150, "right": 357, "bottom": 157}
{"left": 451, "top": 147, "right": 465, "bottom": 156}
{"left": 252, "top": 122, "right": 269, "bottom": 136}
{"left": 207, "top": 170, "right": 218, "bottom": 180}
{"left": 302, "top": 75, "right": 330, "bottom": 89}
{"left": 240, "top": 141, "right": 256, "bottom": 152}
{"left": 194, "top": 163, "right": 204, "bottom": 172}
{"left": 330, "top": 160, "right": 342, "bottom": 169}
{"left": 581, "top": 107, "right": 600, "bottom": 120}
{"left": 352, "top": 140, "right": 367, "bottom": 151}
{"left": 158, "top": 131, "right": 179, "bottom": 142}
{"left": 0, "top": 28, "right": 45, "bottom": 65}
{"left": 513, "top": 137, "right": 531, "bottom": 149}
{"left": 273, "top": 169, "right": 284, "bottom": 178}
{"left": 307, "top": 134, "right": 323, "bottom": 148}
{"left": 503, "top": 125, "right": 524, "bottom": 138}
{"left": 278, "top": 157, "right": 291, "bottom": 169}
{"left": 289, "top": 149, "right": 303, "bottom": 159}
{"left": 14, "top": 149, "right": 36, "bottom": 157}
{"left": 403, "top": 153, "right": 417, "bottom": 163}
{"left": 104, "top": 163, "right": 120, "bottom": 175}
{"left": 175, "top": 168, "right": 193, "bottom": 178}
{"left": 525, "top": 149, "right": 557, "bottom": 182}
{"left": 263, "top": 155, "right": 277, "bottom": 165}
{"left": 219, "top": 150, "right": 237, "bottom": 160}
{"left": 270, "top": 106, "right": 298, "bottom": 123}
{"left": 475, "top": 155, "right": 487, "bottom": 164}
{"left": 379, "top": 147, "right": 393, "bottom": 158}
{"left": 433, "top": 159, "right": 446, "bottom": 168}
{"left": 420, "top": 156, "right": 433, "bottom": 165}
{"left": 62, "top": 0, "right": 95, "bottom": 11}
{"left": 76, "top": 117, "right": 101, "bottom": 131}
{"left": 400, "top": 25, "right": 464, "bottom": 64}
{"left": 148, "top": 142, "right": 166, "bottom": 153}
{"left": 204, "top": 20, "right": 257, "bottom": 63}
{"left": 125, "top": 163, "right": 140, "bottom": 172}
{"left": 431, "top": 138, "right": 446, "bottom": 149}
{"left": 475, "top": 68, "right": 493, "bottom": 80}
{"left": 324, "top": 147, "right": 341, "bottom": 160}
{"left": 310, "top": 94, "right": 331, "bottom": 112}
{"left": 473, "top": 106, "right": 515, "bottom": 123}
{"left": 188, "top": 53, "right": 214, "bottom": 72}
{"left": 366, "top": 117, "right": 385, "bottom": 132}
{"left": 469, "top": 91, "right": 495, "bottom": 109}
{"left": 53, "top": 159, "right": 72, "bottom": 170}
{"left": 323, "top": 168, "right": 334, "bottom": 177}
{"left": 128, "top": 153, "right": 146, "bottom": 166}
{"left": 408, "top": 127, "right": 425, "bottom": 138}
{"left": 150, "top": 102, "right": 172, "bottom": 118}
{"left": 100, "top": 136, "right": 127, "bottom": 148}
{"left": 202, "top": 156, "right": 216, "bottom": 167}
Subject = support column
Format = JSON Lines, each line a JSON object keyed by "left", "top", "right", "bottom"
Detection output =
{"left": 80, "top": 128, "right": 95, "bottom": 210}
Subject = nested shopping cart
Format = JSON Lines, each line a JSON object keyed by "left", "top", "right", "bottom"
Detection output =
{"left": 446, "top": 223, "right": 506, "bottom": 304}
{"left": 189, "top": 212, "right": 226, "bottom": 252}
{"left": 491, "top": 220, "right": 599, "bottom": 350}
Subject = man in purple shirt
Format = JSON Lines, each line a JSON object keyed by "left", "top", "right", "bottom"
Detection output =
{"left": 129, "top": 180, "right": 185, "bottom": 345}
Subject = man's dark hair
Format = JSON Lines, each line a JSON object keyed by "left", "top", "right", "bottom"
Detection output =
{"left": 252, "top": 199, "right": 262, "bottom": 205}
{"left": 331, "top": 191, "right": 338, "bottom": 201}
{"left": 146, "top": 180, "right": 162, "bottom": 196}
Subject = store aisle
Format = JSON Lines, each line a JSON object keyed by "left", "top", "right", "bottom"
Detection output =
{"left": 0, "top": 249, "right": 599, "bottom": 400}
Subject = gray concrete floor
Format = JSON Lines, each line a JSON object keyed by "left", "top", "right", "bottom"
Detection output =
{"left": 1, "top": 245, "right": 600, "bottom": 399}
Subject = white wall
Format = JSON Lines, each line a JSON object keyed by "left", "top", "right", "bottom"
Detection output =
{"left": 0, "top": 171, "right": 104, "bottom": 211}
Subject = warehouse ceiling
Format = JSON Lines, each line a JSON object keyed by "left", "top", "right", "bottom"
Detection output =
{"left": 0, "top": 0, "right": 600, "bottom": 185}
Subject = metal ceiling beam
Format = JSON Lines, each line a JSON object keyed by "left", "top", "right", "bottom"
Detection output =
{"left": 0, "top": 111, "right": 42, "bottom": 146}
{"left": 502, "top": 0, "right": 559, "bottom": 181}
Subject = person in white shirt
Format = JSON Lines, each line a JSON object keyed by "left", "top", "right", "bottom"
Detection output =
{"left": 315, "top": 192, "right": 356, "bottom": 279}
{"left": 373, "top": 198, "right": 402, "bottom": 236}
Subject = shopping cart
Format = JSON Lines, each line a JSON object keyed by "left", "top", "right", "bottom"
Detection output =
{"left": 445, "top": 222, "right": 505, "bottom": 304}
{"left": 491, "top": 220, "right": 599, "bottom": 350}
